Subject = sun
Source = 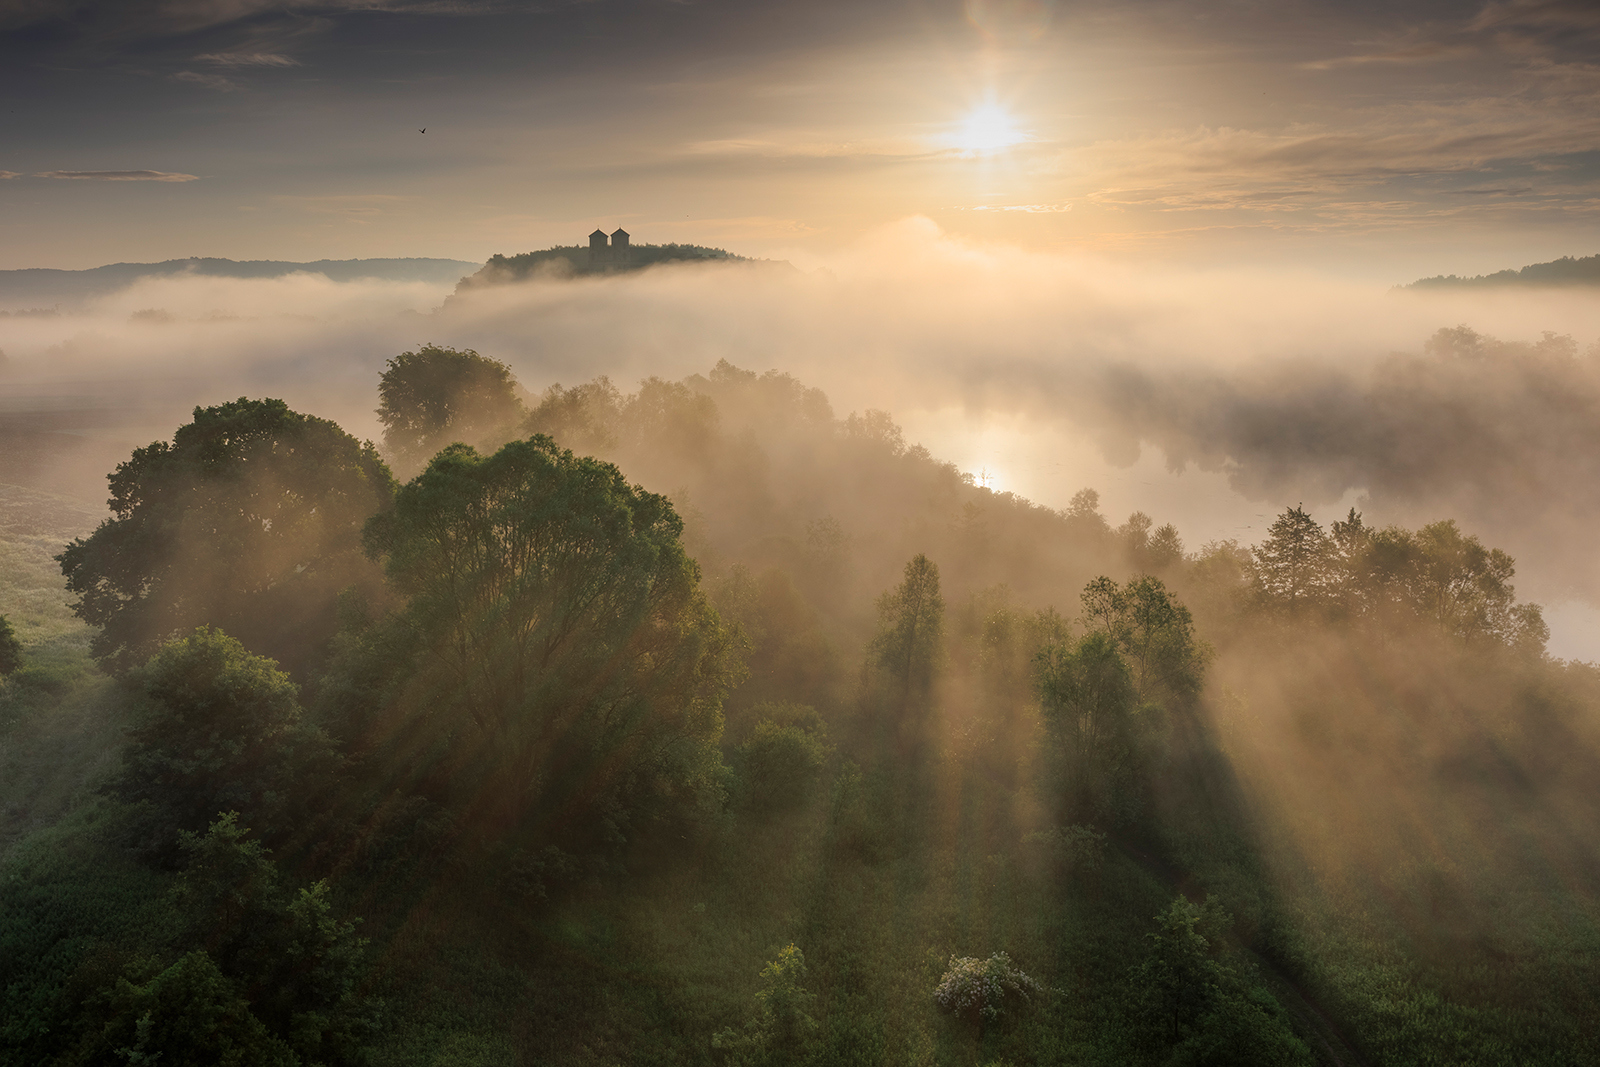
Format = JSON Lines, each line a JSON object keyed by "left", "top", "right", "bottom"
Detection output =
{"left": 950, "top": 103, "right": 1027, "bottom": 154}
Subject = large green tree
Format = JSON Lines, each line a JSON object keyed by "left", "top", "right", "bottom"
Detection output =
{"left": 377, "top": 344, "right": 525, "bottom": 475}
{"left": 57, "top": 398, "right": 395, "bottom": 675}
{"left": 362, "top": 435, "right": 741, "bottom": 852}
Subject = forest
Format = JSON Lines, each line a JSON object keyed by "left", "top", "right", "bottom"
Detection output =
{"left": 3, "top": 335, "right": 1599, "bottom": 1067}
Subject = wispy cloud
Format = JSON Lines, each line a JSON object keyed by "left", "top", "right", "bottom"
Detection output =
{"left": 1304, "top": 0, "right": 1600, "bottom": 72}
{"left": 194, "top": 52, "right": 299, "bottom": 67}
{"left": 36, "top": 170, "right": 199, "bottom": 181}
{"left": 0, "top": 171, "right": 19, "bottom": 180}
{"left": 959, "top": 203, "right": 1071, "bottom": 214}
{"left": 173, "top": 70, "right": 241, "bottom": 91}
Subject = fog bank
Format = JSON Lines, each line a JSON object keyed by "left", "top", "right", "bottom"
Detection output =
{"left": 4, "top": 219, "right": 1598, "bottom": 655}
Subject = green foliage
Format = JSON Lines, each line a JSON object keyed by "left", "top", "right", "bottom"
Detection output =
{"left": 376, "top": 344, "right": 526, "bottom": 476}
{"left": 1250, "top": 505, "right": 1331, "bottom": 617}
{"left": 1079, "top": 574, "right": 1207, "bottom": 704}
{"left": 114, "top": 628, "right": 335, "bottom": 845}
{"left": 172, "top": 813, "right": 377, "bottom": 1065}
{"left": 737, "top": 705, "right": 831, "bottom": 813}
{"left": 1036, "top": 629, "right": 1151, "bottom": 826}
{"left": 361, "top": 435, "right": 741, "bottom": 856}
{"left": 93, "top": 950, "right": 299, "bottom": 1067}
{"left": 524, "top": 376, "right": 623, "bottom": 454}
{"left": 868, "top": 554, "right": 945, "bottom": 713}
{"left": 0, "top": 615, "right": 20, "bottom": 676}
{"left": 1131, "top": 897, "right": 1312, "bottom": 1067}
{"left": 56, "top": 397, "right": 395, "bottom": 675}
{"left": 1134, "top": 897, "right": 1228, "bottom": 1045}
{"left": 712, "top": 944, "right": 818, "bottom": 1066}
{"left": 931, "top": 952, "right": 1043, "bottom": 1023}
{"left": 1246, "top": 505, "right": 1548, "bottom": 652}
{"left": 1024, "top": 823, "right": 1108, "bottom": 876}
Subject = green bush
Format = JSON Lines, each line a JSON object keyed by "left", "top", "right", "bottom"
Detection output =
{"left": 737, "top": 705, "right": 831, "bottom": 813}
{"left": 113, "top": 628, "right": 336, "bottom": 847}
{"left": 0, "top": 616, "right": 21, "bottom": 677}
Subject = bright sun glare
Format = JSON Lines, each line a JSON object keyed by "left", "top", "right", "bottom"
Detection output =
{"left": 951, "top": 103, "right": 1026, "bottom": 154}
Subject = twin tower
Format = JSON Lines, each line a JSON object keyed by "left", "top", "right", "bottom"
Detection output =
{"left": 587, "top": 227, "right": 631, "bottom": 270}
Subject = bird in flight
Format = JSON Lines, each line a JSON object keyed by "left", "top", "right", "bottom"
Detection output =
{"left": 419, "top": 128, "right": 426, "bottom": 133}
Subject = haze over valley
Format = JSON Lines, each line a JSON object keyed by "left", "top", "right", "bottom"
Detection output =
{"left": 4, "top": 2, "right": 1600, "bottom": 1066}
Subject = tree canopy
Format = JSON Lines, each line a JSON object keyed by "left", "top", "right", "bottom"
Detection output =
{"left": 376, "top": 344, "right": 525, "bottom": 475}
{"left": 361, "top": 435, "right": 742, "bottom": 853}
{"left": 114, "top": 627, "right": 335, "bottom": 846}
{"left": 56, "top": 398, "right": 394, "bottom": 675}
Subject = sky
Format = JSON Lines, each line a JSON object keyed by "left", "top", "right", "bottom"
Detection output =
{"left": 3, "top": 0, "right": 1600, "bottom": 276}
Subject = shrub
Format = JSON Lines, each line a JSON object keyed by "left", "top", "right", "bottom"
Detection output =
{"left": 932, "top": 952, "right": 1043, "bottom": 1022}
{"left": 113, "top": 628, "right": 336, "bottom": 847}
{"left": 713, "top": 944, "right": 818, "bottom": 1066}
{"left": 738, "top": 706, "right": 830, "bottom": 812}
{"left": 0, "top": 615, "right": 20, "bottom": 677}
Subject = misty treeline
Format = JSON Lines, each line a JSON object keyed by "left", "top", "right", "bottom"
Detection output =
{"left": 1069, "top": 324, "right": 1600, "bottom": 598}
{"left": 3, "top": 338, "right": 1599, "bottom": 1066}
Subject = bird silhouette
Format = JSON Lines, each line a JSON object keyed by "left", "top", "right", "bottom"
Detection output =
{"left": 419, "top": 128, "right": 426, "bottom": 133}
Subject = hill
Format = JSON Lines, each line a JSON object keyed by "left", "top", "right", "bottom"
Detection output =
{"left": 453, "top": 242, "right": 786, "bottom": 292}
{"left": 1405, "top": 252, "right": 1600, "bottom": 289}
{"left": 0, "top": 257, "right": 479, "bottom": 312}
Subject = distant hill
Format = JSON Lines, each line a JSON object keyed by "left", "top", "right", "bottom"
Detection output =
{"left": 1406, "top": 253, "right": 1600, "bottom": 289}
{"left": 0, "top": 257, "right": 479, "bottom": 311}
{"left": 454, "top": 242, "right": 786, "bottom": 293}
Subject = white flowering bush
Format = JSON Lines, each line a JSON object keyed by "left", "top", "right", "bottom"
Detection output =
{"left": 932, "top": 952, "right": 1043, "bottom": 1022}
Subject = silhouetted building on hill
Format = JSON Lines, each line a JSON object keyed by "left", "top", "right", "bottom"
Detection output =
{"left": 587, "top": 227, "right": 632, "bottom": 270}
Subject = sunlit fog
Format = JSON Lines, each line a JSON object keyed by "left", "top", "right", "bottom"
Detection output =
{"left": 5, "top": 1, "right": 1600, "bottom": 1065}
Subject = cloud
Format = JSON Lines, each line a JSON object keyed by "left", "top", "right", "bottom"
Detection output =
{"left": 0, "top": 0, "right": 506, "bottom": 35}
{"left": 35, "top": 170, "right": 200, "bottom": 181}
{"left": 173, "top": 69, "right": 241, "bottom": 91}
{"left": 1304, "top": 0, "right": 1600, "bottom": 72}
{"left": 956, "top": 203, "right": 1072, "bottom": 213}
{"left": 194, "top": 51, "right": 299, "bottom": 66}
{"left": 0, "top": 171, "right": 19, "bottom": 180}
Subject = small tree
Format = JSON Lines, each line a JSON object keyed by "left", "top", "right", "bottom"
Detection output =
{"left": 114, "top": 628, "right": 336, "bottom": 845}
{"left": 1251, "top": 505, "right": 1332, "bottom": 618}
{"left": 1078, "top": 575, "right": 1206, "bottom": 704}
{"left": 713, "top": 944, "right": 818, "bottom": 1066}
{"left": 0, "top": 615, "right": 21, "bottom": 677}
{"left": 932, "top": 952, "right": 1043, "bottom": 1025}
{"left": 1132, "top": 897, "right": 1228, "bottom": 1046}
{"left": 869, "top": 554, "right": 945, "bottom": 714}
{"left": 174, "top": 813, "right": 375, "bottom": 1065}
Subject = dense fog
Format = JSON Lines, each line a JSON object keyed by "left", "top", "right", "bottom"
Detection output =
{"left": 4, "top": 220, "right": 1597, "bottom": 653}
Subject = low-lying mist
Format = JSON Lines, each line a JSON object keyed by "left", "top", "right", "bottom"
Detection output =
{"left": 4, "top": 217, "right": 1599, "bottom": 652}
